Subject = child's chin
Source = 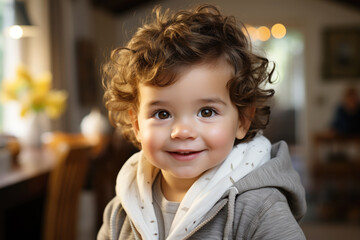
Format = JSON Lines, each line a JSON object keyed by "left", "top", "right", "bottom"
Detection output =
{"left": 172, "top": 171, "right": 203, "bottom": 181}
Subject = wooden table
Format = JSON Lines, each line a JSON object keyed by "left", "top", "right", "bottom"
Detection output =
{"left": 0, "top": 147, "right": 56, "bottom": 240}
{"left": 311, "top": 133, "right": 360, "bottom": 221}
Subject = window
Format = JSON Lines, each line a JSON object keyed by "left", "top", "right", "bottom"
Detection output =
{"left": 0, "top": 1, "right": 4, "bottom": 131}
{"left": 254, "top": 29, "right": 305, "bottom": 111}
{"left": 253, "top": 29, "right": 305, "bottom": 147}
{"left": 1, "top": 0, "right": 32, "bottom": 137}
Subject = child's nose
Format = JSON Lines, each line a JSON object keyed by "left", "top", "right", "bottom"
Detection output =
{"left": 170, "top": 119, "right": 197, "bottom": 140}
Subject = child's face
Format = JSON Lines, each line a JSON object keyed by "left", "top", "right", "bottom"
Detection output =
{"left": 131, "top": 58, "right": 248, "bottom": 182}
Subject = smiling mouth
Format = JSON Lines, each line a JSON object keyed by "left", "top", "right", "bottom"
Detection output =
{"left": 167, "top": 150, "right": 204, "bottom": 161}
{"left": 174, "top": 151, "right": 197, "bottom": 155}
{"left": 169, "top": 150, "right": 203, "bottom": 155}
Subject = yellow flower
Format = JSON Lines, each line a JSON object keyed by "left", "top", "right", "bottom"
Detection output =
{"left": 20, "top": 101, "right": 31, "bottom": 117}
{"left": 33, "top": 71, "right": 52, "bottom": 95}
{"left": 1, "top": 80, "right": 19, "bottom": 101}
{"left": 0, "top": 65, "right": 68, "bottom": 119}
{"left": 44, "top": 90, "right": 68, "bottom": 119}
{"left": 16, "top": 65, "right": 32, "bottom": 83}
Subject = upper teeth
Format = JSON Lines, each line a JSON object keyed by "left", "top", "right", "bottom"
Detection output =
{"left": 178, "top": 152, "right": 191, "bottom": 154}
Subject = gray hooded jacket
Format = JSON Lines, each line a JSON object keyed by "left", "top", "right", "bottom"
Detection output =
{"left": 98, "top": 141, "right": 307, "bottom": 239}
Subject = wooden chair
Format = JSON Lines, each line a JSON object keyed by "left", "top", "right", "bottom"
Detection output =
{"left": 92, "top": 130, "right": 139, "bottom": 231}
{"left": 43, "top": 136, "right": 92, "bottom": 240}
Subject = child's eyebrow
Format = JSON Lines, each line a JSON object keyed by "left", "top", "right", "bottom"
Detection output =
{"left": 198, "top": 98, "right": 227, "bottom": 106}
{"left": 145, "top": 98, "right": 227, "bottom": 107}
{"left": 146, "top": 100, "right": 168, "bottom": 107}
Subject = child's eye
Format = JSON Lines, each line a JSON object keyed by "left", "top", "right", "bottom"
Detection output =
{"left": 198, "top": 108, "right": 217, "bottom": 118}
{"left": 154, "top": 110, "right": 171, "bottom": 119}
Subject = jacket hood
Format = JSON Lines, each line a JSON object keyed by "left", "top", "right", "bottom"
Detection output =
{"left": 230, "top": 141, "right": 306, "bottom": 221}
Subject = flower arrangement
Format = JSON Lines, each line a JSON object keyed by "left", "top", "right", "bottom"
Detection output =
{"left": 0, "top": 65, "right": 68, "bottom": 119}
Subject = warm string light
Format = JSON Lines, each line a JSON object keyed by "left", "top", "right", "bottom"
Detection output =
{"left": 271, "top": 23, "right": 287, "bottom": 39}
{"left": 243, "top": 23, "right": 287, "bottom": 42}
{"left": 258, "top": 26, "right": 271, "bottom": 41}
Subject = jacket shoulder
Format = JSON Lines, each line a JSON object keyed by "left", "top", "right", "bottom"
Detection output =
{"left": 97, "top": 197, "right": 126, "bottom": 240}
{"left": 234, "top": 188, "right": 306, "bottom": 239}
{"left": 236, "top": 187, "right": 287, "bottom": 210}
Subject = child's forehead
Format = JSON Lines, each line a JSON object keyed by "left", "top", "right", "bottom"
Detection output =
{"left": 140, "top": 57, "right": 235, "bottom": 86}
{"left": 138, "top": 58, "right": 234, "bottom": 97}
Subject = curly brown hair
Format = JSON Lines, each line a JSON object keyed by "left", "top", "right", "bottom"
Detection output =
{"left": 102, "top": 4, "right": 275, "bottom": 148}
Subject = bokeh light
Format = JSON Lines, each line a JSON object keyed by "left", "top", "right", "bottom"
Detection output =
{"left": 246, "top": 26, "right": 259, "bottom": 41}
{"left": 258, "top": 26, "right": 271, "bottom": 41}
{"left": 271, "top": 23, "right": 287, "bottom": 39}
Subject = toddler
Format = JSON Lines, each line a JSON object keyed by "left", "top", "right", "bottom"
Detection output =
{"left": 98, "top": 4, "right": 306, "bottom": 240}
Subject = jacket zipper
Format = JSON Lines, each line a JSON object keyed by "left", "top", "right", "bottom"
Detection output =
{"left": 183, "top": 200, "right": 228, "bottom": 239}
{"left": 110, "top": 204, "right": 122, "bottom": 240}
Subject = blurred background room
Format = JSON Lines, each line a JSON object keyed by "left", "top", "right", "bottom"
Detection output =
{"left": 0, "top": 0, "right": 359, "bottom": 239}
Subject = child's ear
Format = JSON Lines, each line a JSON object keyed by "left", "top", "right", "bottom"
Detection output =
{"left": 128, "top": 109, "right": 141, "bottom": 142}
{"left": 236, "top": 106, "right": 256, "bottom": 140}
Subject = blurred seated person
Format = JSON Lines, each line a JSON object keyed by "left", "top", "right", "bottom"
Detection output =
{"left": 330, "top": 86, "right": 360, "bottom": 136}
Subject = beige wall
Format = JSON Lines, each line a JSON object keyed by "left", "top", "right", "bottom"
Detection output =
{"left": 27, "top": 0, "right": 51, "bottom": 75}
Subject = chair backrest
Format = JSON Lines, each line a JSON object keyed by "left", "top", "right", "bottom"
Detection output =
{"left": 43, "top": 141, "right": 92, "bottom": 240}
{"left": 92, "top": 130, "right": 139, "bottom": 231}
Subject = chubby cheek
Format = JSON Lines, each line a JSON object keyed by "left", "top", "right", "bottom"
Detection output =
{"left": 137, "top": 124, "right": 165, "bottom": 158}
{"left": 205, "top": 126, "right": 236, "bottom": 153}
{"left": 138, "top": 127, "right": 153, "bottom": 149}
